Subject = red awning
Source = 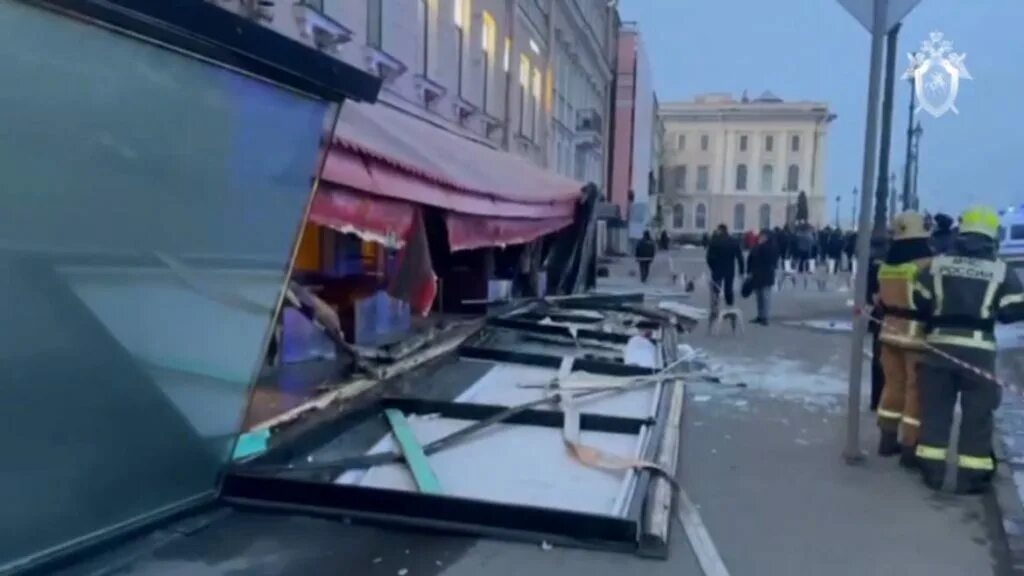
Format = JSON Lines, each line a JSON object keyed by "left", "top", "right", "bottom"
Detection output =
{"left": 308, "top": 184, "right": 415, "bottom": 248}
{"left": 445, "top": 211, "right": 574, "bottom": 252}
{"left": 322, "top": 101, "right": 582, "bottom": 220}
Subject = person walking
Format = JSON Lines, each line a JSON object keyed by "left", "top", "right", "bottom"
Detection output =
{"left": 706, "top": 224, "right": 744, "bottom": 308}
{"left": 912, "top": 206, "right": 1024, "bottom": 494}
{"left": 635, "top": 230, "right": 656, "bottom": 283}
{"left": 794, "top": 223, "right": 814, "bottom": 273}
{"left": 873, "top": 212, "right": 933, "bottom": 466}
{"left": 844, "top": 231, "right": 857, "bottom": 273}
{"left": 746, "top": 229, "right": 778, "bottom": 325}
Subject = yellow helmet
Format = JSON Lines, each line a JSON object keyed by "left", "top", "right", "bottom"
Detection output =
{"left": 959, "top": 206, "right": 1000, "bottom": 239}
{"left": 892, "top": 211, "right": 929, "bottom": 241}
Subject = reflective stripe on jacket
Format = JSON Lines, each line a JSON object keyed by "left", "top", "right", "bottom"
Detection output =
{"left": 913, "top": 255, "right": 1024, "bottom": 352}
{"left": 876, "top": 259, "right": 930, "bottom": 347}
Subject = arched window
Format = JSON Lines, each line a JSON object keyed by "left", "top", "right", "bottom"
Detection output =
{"left": 735, "top": 163, "right": 748, "bottom": 191}
{"left": 786, "top": 164, "right": 799, "bottom": 191}
{"left": 672, "top": 204, "right": 685, "bottom": 229}
{"left": 733, "top": 203, "right": 746, "bottom": 232}
{"left": 695, "top": 203, "right": 707, "bottom": 230}
{"left": 760, "top": 164, "right": 774, "bottom": 192}
{"left": 759, "top": 203, "right": 771, "bottom": 230}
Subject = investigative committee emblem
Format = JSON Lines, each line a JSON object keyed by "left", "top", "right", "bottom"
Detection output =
{"left": 902, "top": 31, "right": 972, "bottom": 118}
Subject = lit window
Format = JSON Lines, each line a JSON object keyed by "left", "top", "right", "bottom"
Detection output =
{"left": 481, "top": 11, "right": 496, "bottom": 113}
{"left": 518, "top": 54, "right": 530, "bottom": 135}
{"left": 482, "top": 11, "right": 495, "bottom": 51}
{"left": 454, "top": 0, "right": 463, "bottom": 25}
{"left": 503, "top": 37, "right": 510, "bottom": 72}
{"left": 531, "top": 68, "right": 542, "bottom": 139}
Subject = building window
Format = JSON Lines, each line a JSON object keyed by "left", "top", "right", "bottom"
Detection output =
{"left": 677, "top": 134, "right": 686, "bottom": 150}
{"left": 760, "top": 164, "right": 773, "bottom": 192}
{"left": 481, "top": 11, "right": 496, "bottom": 113}
{"left": 696, "top": 203, "right": 707, "bottom": 230}
{"left": 739, "top": 134, "right": 748, "bottom": 152}
{"left": 367, "top": 0, "right": 383, "bottom": 48}
{"left": 531, "top": 68, "right": 541, "bottom": 140}
{"left": 735, "top": 163, "right": 747, "bottom": 191}
{"left": 786, "top": 164, "right": 799, "bottom": 191}
{"left": 419, "top": 0, "right": 434, "bottom": 77}
{"left": 454, "top": 0, "right": 470, "bottom": 98}
{"left": 673, "top": 165, "right": 687, "bottom": 190}
{"left": 791, "top": 134, "right": 800, "bottom": 152}
{"left": 673, "top": 204, "right": 685, "bottom": 229}
{"left": 765, "top": 134, "right": 774, "bottom": 152}
{"left": 503, "top": 37, "right": 511, "bottom": 72}
{"left": 696, "top": 165, "right": 709, "bottom": 191}
{"left": 518, "top": 54, "right": 530, "bottom": 135}
{"left": 734, "top": 203, "right": 746, "bottom": 231}
{"left": 759, "top": 203, "right": 771, "bottom": 230}
{"left": 700, "top": 134, "right": 709, "bottom": 151}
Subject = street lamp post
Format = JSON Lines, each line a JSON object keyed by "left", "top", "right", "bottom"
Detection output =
{"left": 873, "top": 23, "right": 900, "bottom": 235}
{"left": 902, "top": 72, "right": 917, "bottom": 210}
{"left": 836, "top": 195, "right": 842, "bottom": 228}
{"left": 850, "top": 187, "right": 857, "bottom": 228}
{"left": 888, "top": 172, "right": 897, "bottom": 221}
{"left": 911, "top": 120, "right": 923, "bottom": 209}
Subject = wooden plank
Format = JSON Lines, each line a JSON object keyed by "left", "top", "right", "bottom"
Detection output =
{"left": 383, "top": 409, "right": 444, "bottom": 495}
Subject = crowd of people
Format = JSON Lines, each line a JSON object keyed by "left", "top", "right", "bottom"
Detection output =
{"left": 636, "top": 206, "right": 1021, "bottom": 495}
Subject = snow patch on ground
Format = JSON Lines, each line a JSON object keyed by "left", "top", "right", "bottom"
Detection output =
{"left": 700, "top": 354, "right": 847, "bottom": 411}
{"left": 785, "top": 318, "right": 1024, "bottom": 350}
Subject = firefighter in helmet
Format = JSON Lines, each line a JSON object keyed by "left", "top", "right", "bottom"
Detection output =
{"left": 912, "top": 206, "right": 1024, "bottom": 494}
{"left": 874, "top": 211, "right": 933, "bottom": 466}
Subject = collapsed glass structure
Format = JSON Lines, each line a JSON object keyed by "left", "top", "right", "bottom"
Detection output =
{"left": 0, "top": 1, "right": 379, "bottom": 572}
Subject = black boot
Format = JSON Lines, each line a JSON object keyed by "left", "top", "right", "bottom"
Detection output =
{"left": 955, "top": 470, "right": 994, "bottom": 495}
{"left": 920, "top": 460, "right": 946, "bottom": 491}
{"left": 899, "top": 445, "right": 919, "bottom": 470}
{"left": 878, "top": 430, "right": 900, "bottom": 457}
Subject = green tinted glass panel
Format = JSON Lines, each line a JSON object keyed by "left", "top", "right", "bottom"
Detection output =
{"left": 0, "top": 2, "right": 333, "bottom": 569}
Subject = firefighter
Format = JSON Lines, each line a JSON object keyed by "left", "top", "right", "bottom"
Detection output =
{"left": 912, "top": 206, "right": 1024, "bottom": 494}
{"left": 874, "top": 212, "right": 933, "bottom": 466}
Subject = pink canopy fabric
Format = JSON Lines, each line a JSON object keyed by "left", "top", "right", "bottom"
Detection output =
{"left": 321, "top": 101, "right": 582, "bottom": 220}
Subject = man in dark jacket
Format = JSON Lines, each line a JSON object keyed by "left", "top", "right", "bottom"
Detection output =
{"left": 706, "top": 224, "right": 745, "bottom": 307}
{"left": 844, "top": 231, "right": 858, "bottom": 273}
{"left": 746, "top": 229, "right": 778, "bottom": 325}
{"left": 931, "top": 213, "right": 957, "bottom": 255}
{"left": 635, "top": 231, "right": 657, "bottom": 283}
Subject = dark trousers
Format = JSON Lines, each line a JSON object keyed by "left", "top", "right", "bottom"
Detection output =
{"left": 638, "top": 259, "right": 652, "bottom": 283}
{"left": 712, "top": 273, "right": 735, "bottom": 307}
{"left": 917, "top": 353, "right": 1000, "bottom": 493}
{"left": 870, "top": 333, "right": 884, "bottom": 411}
{"left": 797, "top": 253, "right": 811, "bottom": 273}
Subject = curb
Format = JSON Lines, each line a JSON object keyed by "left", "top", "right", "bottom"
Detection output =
{"left": 994, "top": 431, "right": 1024, "bottom": 573}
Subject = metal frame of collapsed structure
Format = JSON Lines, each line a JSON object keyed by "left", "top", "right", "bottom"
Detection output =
{"left": 224, "top": 293, "right": 689, "bottom": 557}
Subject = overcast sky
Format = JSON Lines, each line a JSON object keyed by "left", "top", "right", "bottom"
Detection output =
{"left": 619, "top": 0, "right": 1020, "bottom": 224}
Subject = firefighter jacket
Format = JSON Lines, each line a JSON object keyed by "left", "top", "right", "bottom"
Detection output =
{"left": 913, "top": 235, "right": 1024, "bottom": 358}
{"left": 876, "top": 258, "right": 931, "bottom": 348}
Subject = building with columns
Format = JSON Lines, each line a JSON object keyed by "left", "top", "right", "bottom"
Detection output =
{"left": 658, "top": 92, "right": 835, "bottom": 236}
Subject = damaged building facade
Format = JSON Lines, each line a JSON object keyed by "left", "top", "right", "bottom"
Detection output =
{"left": 220, "top": 0, "right": 620, "bottom": 355}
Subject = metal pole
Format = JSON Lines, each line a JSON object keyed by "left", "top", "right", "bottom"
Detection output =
{"left": 912, "top": 123, "right": 922, "bottom": 209}
{"left": 836, "top": 195, "right": 841, "bottom": 228}
{"left": 873, "top": 23, "right": 900, "bottom": 234}
{"left": 851, "top": 187, "right": 858, "bottom": 229}
{"left": 845, "top": 0, "right": 887, "bottom": 464}
{"left": 902, "top": 75, "right": 916, "bottom": 210}
{"left": 888, "top": 172, "right": 897, "bottom": 221}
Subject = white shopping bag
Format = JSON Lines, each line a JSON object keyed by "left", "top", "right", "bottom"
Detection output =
{"left": 784, "top": 259, "right": 794, "bottom": 273}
